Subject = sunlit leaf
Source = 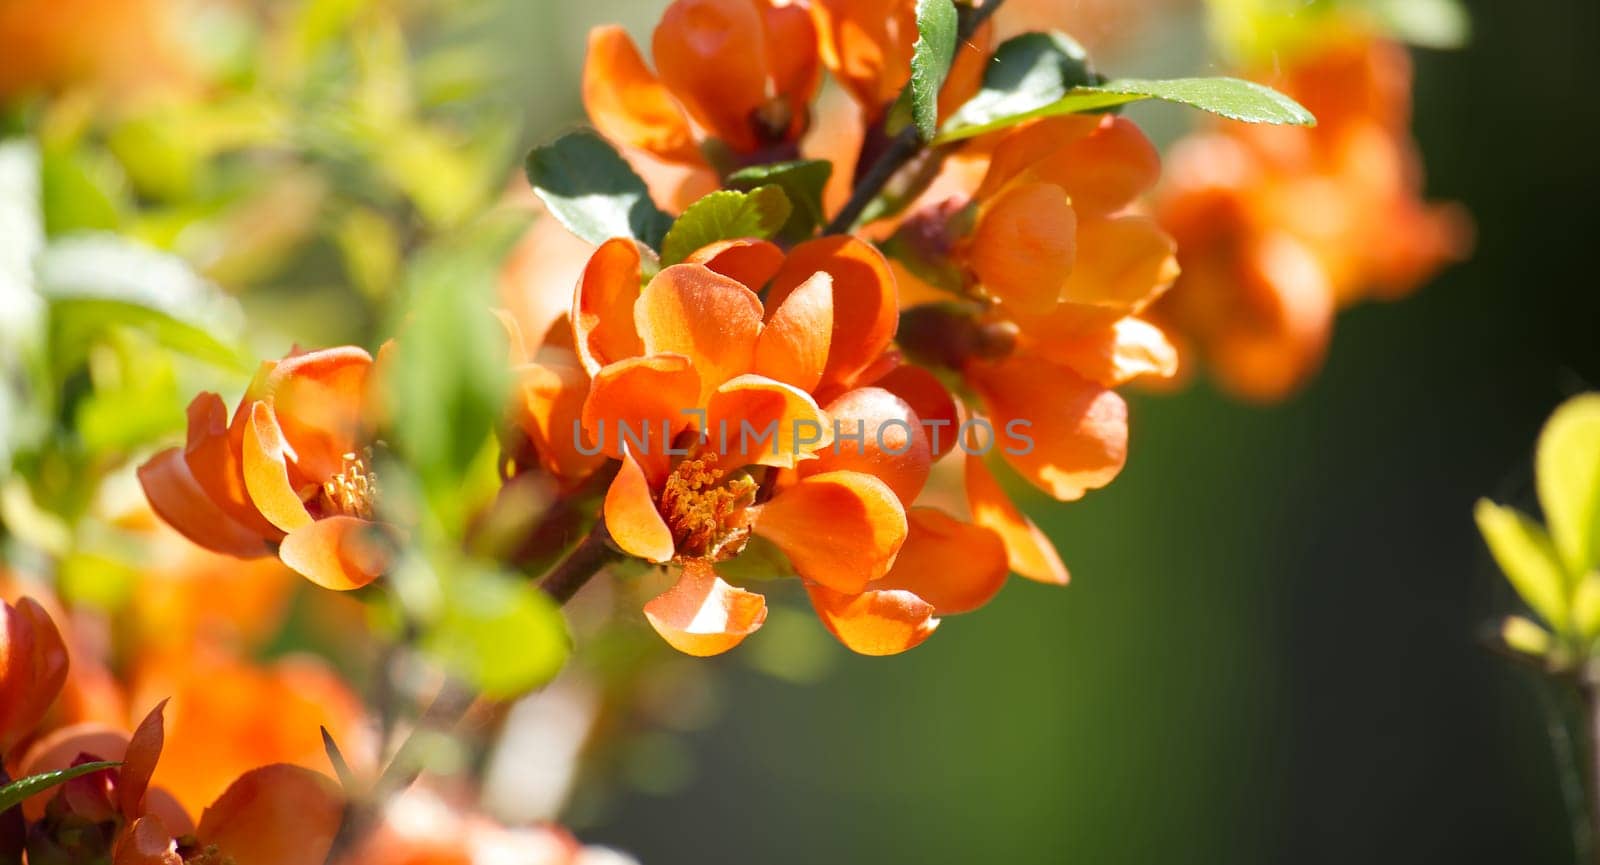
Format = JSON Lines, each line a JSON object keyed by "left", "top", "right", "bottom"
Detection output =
{"left": 659, "top": 186, "right": 792, "bottom": 266}
{"left": 1536, "top": 393, "right": 1600, "bottom": 579}
{"left": 1476, "top": 499, "right": 1571, "bottom": 632}
{"left": 524, "top": 130, "right": 671, "bottom": 248}
{"left": 1499, "top": 615, "right": 1551, "bottom": 658}
{"left": 423, "top": 567, "right": 570, "bottom": 699}
{"left": 727, "top": 160, "right": 832, "bottom": 240}
{"left": 0, "top": 761, "right": 121, "bottom": 814}
{"left": 908, "top": 0, "right": 959, "bottom": 141}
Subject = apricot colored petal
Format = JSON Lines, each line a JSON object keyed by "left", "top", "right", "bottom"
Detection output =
{"left": 966, "top": 355, "right": 1128, "bottom": 501}
{"left": 1058, "top": 215, "right": 1179, "bottom": 313}
{"left": 606, "top": 448, "right": 676, "bottom": 564}
{"left": 802, "top": 387, "right": 931, "bottom": 506}
{"left": 583, "top": 26, "right": 700, "bottom": 164}
{"left": 582, "top": 354, "right": 702, "bottom": 461}
{"left": 636, "top": 264, "right": 763, "bottom": 394}
{"left": 868, "top": 361, "right": 960, "bottom": 459}
{"left": 1015, "top": 116, "right": 1162, "bottom": 217}
{"left": 118, "top": 698, "right": 166, "bottom": 820}
{"left": 805, "top": 584, "right": 938, "bottom": 656}
{"left": 978, "top": 115, "right": 1101, "bottom": 200}
{"left": 177, "top": 392, "right": 280, "bottom": 542}
{"left": 643, "top": 561, "right": 767, "bottom": 657}
{"left": 754, "top": 271, "right": 833, "bottom": 394}
{"left": 196, "top": 765, "right": 343, "bottom": 865}
{"left": 760, "top": 0, "right": 822, "bottom": 134}
{"left": 752, "top": 471, "right": 907, "bottom": 594}
{"left": 965, "top": 452, "right": 1069, "bottom": 585}
{"left": 1037, "top": 316, "right": 1180, "bottom": 387}
{"left": 706, "top": 374, "right": 831, "bottom": 470}
{"left": 0, "top": 597, "right": 69, "bottom": 754}
{"left": 937, "top": 17, "right": 992, "bottom": 122}
{"left": 767, "top": 236, "right": 898, "bottom": 392}
{"left": 572, "top": 237, "right": 647, "bottom": 376}
{"left": 685, "top": 239, "right": 785, "bottom": 293}
{"left": 258, "top": 348, "right": 374, "bottom": 482}
{"left": 242, "top": 401, "right": 314, "bottom": 533}
{"left": 969, "top": 181, "right": 1076, "bottom": 315}
{"left": 278, "top": 517, "right": 391, "bottom": 591}
{"left": 653, "top": 0, "right": 769, "bottom": 151}
{"left": 809, "top": 0, "right": 914, "bottom": 112}
{"left": 516, "top": 360, "right": 606, "bottom": 482}
{"left": 113, "top": 816, "right": 181, "bottom": 865}
{"left": 873, "top": 508, "right": 1009, "bottom": 614}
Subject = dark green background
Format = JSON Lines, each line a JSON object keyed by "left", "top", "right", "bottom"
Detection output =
{"left": 499, "top": 0, "right": 1600, "bottom": 861}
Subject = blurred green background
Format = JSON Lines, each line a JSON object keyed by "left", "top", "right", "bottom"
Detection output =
{"left": 487, "top": 0, "right": 1599, "bottom": 862}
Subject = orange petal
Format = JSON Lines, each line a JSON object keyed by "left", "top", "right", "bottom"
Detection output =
{"left": 965, "top": 452, "right": 1069, "bottom": 584}
{"left": 606, "top": 448, "right": 676, "bottom": 564}
{"left": 873, "top": 508, "right": 1008, "bottom": 614}
{"left": 767, "top": 236, "right": 898, "bottom": 394}
{"left": 1028, "top": 116, "right": 1162, "bottom": 217}
{"left": 113, "top": 815, "right": 182, "bottom": 865}
{"left": 685, "top": 238, "right": 786, "bottom": 295}
{"left": 138, "top": 448, "right": 274, "bottom": 559}
{"left": 242, "top": 401, "right": 314, "bottom": 534}
{"left": 978, "top": 115, "right": 1102, "bottom": 200}
{"left": 1056, "top": 214, "right": 1179, "bottom": 313}
{"left": 809, "top": 0, "right": 915, "bottom": 113}
{"left": 802, "top": 387, "right": 931, "bottom": 506}
{"left": 118, "top": 698, "right": 167, "bottom": 820}
{"left": 177, "top": 392, "right": 281, "bottom": 542}
{"left": 1032, "top": 315, "right": 1180, "bottom": 387}
{"left": 582, "top": 354, "right": 703, "bottom": 462}
{"left": 196, "top": 765, "right": 343, "bottom": 865}
{"left": 937, "top": 17, "right": 992, "bottom": 121}
{"left": 653, "top": 0, "right": 770, "bottom": 151}
{"left": 965, "top": 354, "right": 1128, "bottom": 502}
{"left": 572, "top": 237, "right": 646, "bottom": 376}
{"left": 759, "top": 0, "right": 822, "bottom": 137}
{"left": 643, "top": 561, "right": 767, "bottom": 656}
{"left": 0, "top": 597, "right": 70, "bottom": 754}
{"left": 968, "top": 181, "right": 1076, "bottom": 315}
{"left": 752, "top": 471, "right": 907, "bottom": 594}
{"left": 705, "top": 374, "right": 832, "bottom": 469}
{"left": 805, "top": 584, "right": 938, "bottom": 656}
{"left": 583, "top": 26, "right": 701, "bottom": 164}
{"left": 278, "top": 517, "right": 390, "bottom": 591}
{"left": 515, "top": 360, "right": 606, "bottom": 483}
{"left": 753, "top": 271, "right": 833, "bottom": 394}
{"left": 866, "top": 360, "right": 960, "bottom": 459}
{"left": 257, "top": 347, "right": 375, "bottom": 482}
{"left": 635, "top": 263, "right": 763, "bottom": 396}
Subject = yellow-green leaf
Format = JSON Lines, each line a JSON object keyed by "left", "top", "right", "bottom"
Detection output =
{"left": 1476, "top": 499, "right": 1570, "bottom": 631}
{"left": 1536, "top": 393, "right": 1600, "bottom": 578}
{"left": 0, "top": 761, "right": 121, "bottom": 814}
{"left": 1499, "top": 615, "right": 1552, "bottom": 658}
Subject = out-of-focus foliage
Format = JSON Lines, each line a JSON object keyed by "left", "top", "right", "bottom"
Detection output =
{"left": 1209, "top": 0, "right": 1471, "bottom": 62}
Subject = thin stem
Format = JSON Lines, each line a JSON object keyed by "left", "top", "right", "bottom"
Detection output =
{"left": 538, "top": 520, "right": 621, "bottom": 604}
{"left": 823, "top": 0, "right": 1007, "bottom": 235}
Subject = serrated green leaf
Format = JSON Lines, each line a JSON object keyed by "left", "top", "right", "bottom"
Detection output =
{"left": 908, "top": 0, "right": 959, "bottom": 141}
{"left": 940, "top": 69, "right": 1315, "bottom": 144}
{"left": 524, "top": 130, "right": 672, "bottom": 248}
{"left": 0, "top": 761, "right": 121, "bottom": 814}
{"left": 938, "top": 31, "right": 1095, "bottom": 143}
{"left": 423, "top": 569, "right": 570, "bottom": 699}
{"left": 659, "top": 186, "right": 792, "bottom": 266}
{"left": 1536, "top": 393, "right": 1600, "bottom": 578}
{"left": 727, "top": 160, "right": 832, "bottom": 240}
{"left": 1476, "top": 499, "right": 1571, "bottom": 632}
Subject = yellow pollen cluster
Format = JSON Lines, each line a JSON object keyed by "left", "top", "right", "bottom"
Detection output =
{"left": 321, "top": 450, "right": 378, "bottom": 520}
{"left": 658, "top": 453, "right": 756, "bottom": 560}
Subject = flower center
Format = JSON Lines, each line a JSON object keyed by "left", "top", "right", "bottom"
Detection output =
{"left": 657, "top": 452, "right": 757, "bottom": 561}
{"left": 320, "top": 450, "right": 378, "bottom": 520}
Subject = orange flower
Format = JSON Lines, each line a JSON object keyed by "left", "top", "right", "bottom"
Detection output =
{"left": 139, "top": 346, "right": 396, "bottom": 591}
{"left": 1149, "top": 31, "right": 1470, "bottom": 401}
{"left": 810, "top": 0, "right": 995, "bottom": 124}
{"left": 584, "top": 0, "right": 821, "bottom": 206}
{"left": 568, "top": 236, "right": 1027, "bottom": 655}
{"left": 0, "top": 0, "right": 190, "bottom": 104}
{"left": 0, "top": 595, "right": 69, "bottom": 758}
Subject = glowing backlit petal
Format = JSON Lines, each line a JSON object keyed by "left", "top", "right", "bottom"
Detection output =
{"left": 278, "top": 516, "right": 390, "bottom": 591}
{"left": 643, "top": 561, "right": 767, "bottom": 656}
{"left": 753, "top": 471, "right": 907, "bottom": 594}
{"left": 753, "top": 272, "right": 834, "bottom": 394}
{"left": 653, "top": 0, "right": 770, "bottom": 151}
{"left": 766, "top": 236, "right": 898, "bottom": 394}
{"left": 196, "top": 764, "right": 344, "bottom": 865}
{"left": 606, "top": 448, "right": 677, "bottom": 564}
{"left": 873, "top": 508, "right": 1008, "bottom": 614}
{"left": 805, "top": 584, "right": 938, "bottom": 656}
{"left": 636, "top": 264, "right": 764, "bottom": 397}
{"left": 965, "top": 453, "right": 1069, "bottom": 585}
{"left": 572, "top": 238, "right": 647, "bottom": 376}
{"left": 969, "top": 182, "right": 1077, "bottom": 315}
{"left": 706, "top": 374, "right": 832, "bottom": 470}
{"left": 802, "top": 387, "right": 931, "bottom": 506}
{"left": 242, "top": 401, "right": 314, "bottom": 534}
{"left": 583, "top": 25, "right": 701, "bottom": 164}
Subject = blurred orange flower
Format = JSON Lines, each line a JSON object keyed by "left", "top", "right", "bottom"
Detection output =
{"left": 0, "top": 0, "right": 190, "bottom": 104}
{"left": 0, "top": 596, "right": 69, "bottom": 758}
{"left": 1150, "top": 30, "right": 1471, "bottom": 401}
{"left": 809, "top": 0, "right": 994, "bottom": 126}
{"left": 139, "top": 347, "right": 396, "bottom": 591}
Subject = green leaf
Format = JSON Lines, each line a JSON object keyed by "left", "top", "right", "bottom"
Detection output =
{"left": 937, "top": 31, "right": 1095, "bottom": 143}
{"left": 726, "top": 160, "right": 832, "bottom": 240}
{"left": 1536, "top": 393, "right": 1600, "bottom": 578}
{"left": 1371, "top": 0, "right": 1471, "bottom": 49}
{"left": 38, "top": 235, "right": 247, "bottom": 370}
{"left": 1476, "top": 499, "right": 1571, "bottom": 632}
{"left": 524, "top": 130, "right": 672, "bottom": 249}
{"left": 423, "top": 568, "right": 570, "bottom": 700}
{"left": 0, "top": 761, "right": 121, "bottom": 814}
{"left": 940, "top": 67, "right": 1315, "bottom": 143}
{"left": 659, "top": 186, "right": 793, "bottom": 266}
{"left": 908, "top": 0, "right": 959, "bottom": 141}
